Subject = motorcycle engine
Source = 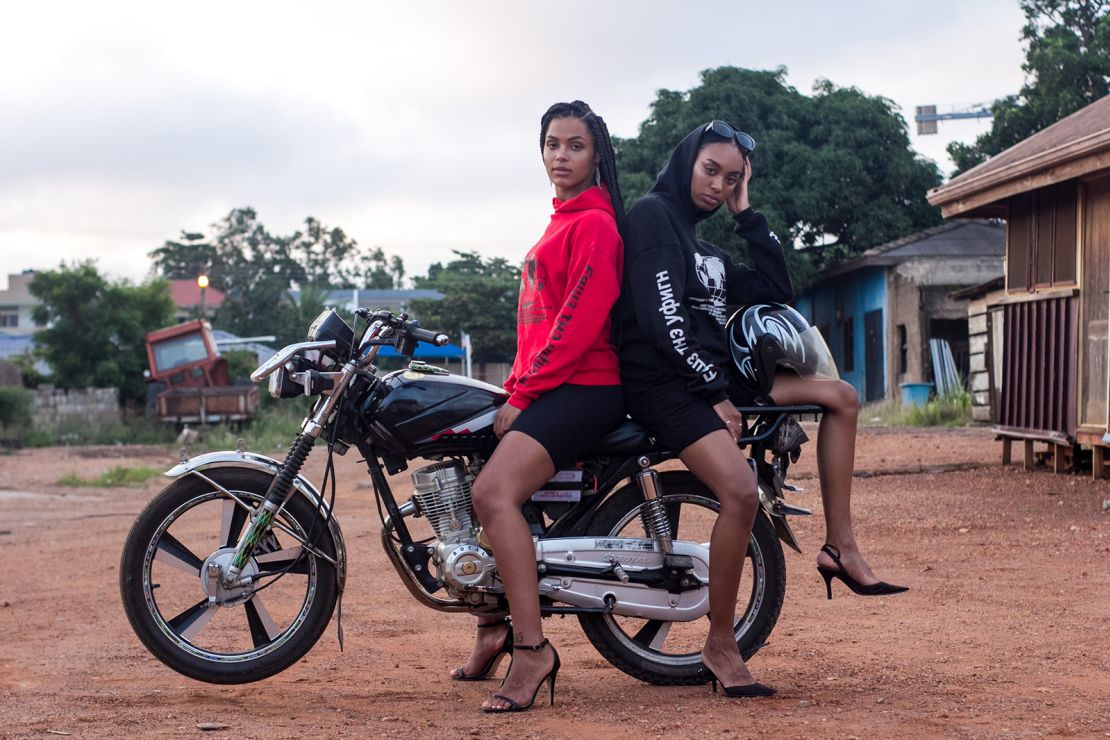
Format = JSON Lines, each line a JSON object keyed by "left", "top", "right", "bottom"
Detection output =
{"left": 410, "top": 461, "right": 498, "bottom": 596}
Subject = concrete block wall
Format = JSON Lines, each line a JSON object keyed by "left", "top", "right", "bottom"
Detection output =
{"left": 33, "top": 386, "right": 120, "bottom": 426}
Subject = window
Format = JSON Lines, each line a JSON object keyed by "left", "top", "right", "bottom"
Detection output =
{"left": 898, "top": 324, "right": 907, "bottom": 374}
{"left": 151, "top": 333, "right": 209, "bottom": 374}
{"left": 0, "top": 306, "right": 17, "bottom": 328}
{"left": 842, "top": 318, "right": 855, "bottom": 373}
{"left": 1007, "top": 182, "right": 1077, "bottom": 291}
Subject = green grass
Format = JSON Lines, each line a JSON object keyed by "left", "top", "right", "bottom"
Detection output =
{"left": 28, "top": 412, "right": 178, "bottom": 448}
{"left": 860, "top": 390, "right": 974, "bottom": 428}
{"left": 56, "top": 465, "right": 164, "bottom": 488}
{"left": 905, "top": 390, "right": 973, "bottom": 427}
{"left": 195, "top": 399, "right": 310, "bottom": 453}
{"left": 25, "top": 391, "right": 310, "bottom": 452}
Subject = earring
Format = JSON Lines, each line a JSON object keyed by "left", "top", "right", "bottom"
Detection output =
{"left": 594, "top": 168, "right": 601, "bottom": 185}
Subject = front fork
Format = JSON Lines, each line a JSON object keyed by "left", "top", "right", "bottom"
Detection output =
{"left": 222, "top": 434, "right": 313, "bottom": 586}
{"left": 221, "top": 359, "right": 357, "bottom": 587}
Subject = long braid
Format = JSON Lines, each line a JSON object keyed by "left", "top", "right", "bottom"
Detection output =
{"left": 540, "top": 101, "right": 626, "bottom": 234}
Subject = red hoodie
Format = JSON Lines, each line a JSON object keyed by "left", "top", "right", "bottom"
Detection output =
{"left": 504, "top": 184, "right": 623, "bottom": 410}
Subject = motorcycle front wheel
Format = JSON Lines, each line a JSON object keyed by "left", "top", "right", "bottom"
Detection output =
{"left": 119, "top": 468, "right": 340, "bottom": 684}
{"left": 578, "top": 471, "right": 785, "bottom": 685}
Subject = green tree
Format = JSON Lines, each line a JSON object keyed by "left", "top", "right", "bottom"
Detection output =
{"left": 149, "top": 208, "right": 407, "bottom": 345}
{"left": 616, "top": 67, "right": 943, "bottom": 290}
{"left": 29, "top": 262, "right": 175, "bottom": 405}
{"left": 948, "top": 0, "right": 1110, "bottom": 174}
{"left": 411, "top": 251, "right": 520, "bottom": 363}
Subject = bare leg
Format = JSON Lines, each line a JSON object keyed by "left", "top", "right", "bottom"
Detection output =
{"left": 679, "top": 429, "right": 765, "bottom": 688}
{"left": 470, "top": 431, "right": 557, "bottom": 711}
{"left": 769, "top": 373, "right": 883, "bottom": 584}
{"left": 449, "top": 616, "right": 510, "bottom": 679}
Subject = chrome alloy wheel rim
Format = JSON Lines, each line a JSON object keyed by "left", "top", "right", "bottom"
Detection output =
{"left": 141, "top": 491, "right": 319, "bottom": 663}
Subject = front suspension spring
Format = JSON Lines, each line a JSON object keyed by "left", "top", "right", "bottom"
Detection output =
{"left": 227, "top": 433, "right": 315, "bottom": 577}
{"left": 264, "top": 433, "right": 314, "bottom": 507}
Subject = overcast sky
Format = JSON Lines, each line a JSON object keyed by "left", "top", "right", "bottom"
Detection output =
{"left": 0, "top": 0, "right": 1027, "bottom": 289}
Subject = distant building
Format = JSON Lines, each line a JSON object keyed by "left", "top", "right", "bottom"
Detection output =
{"left": 0, "top": 271, "right": 41, "bottom": 336}
{"left": 794, "top": 221, "right": 1005, "bottom": 403}
{"left": 287, "top": 288, "right": 445, "bottom": 315}
{"left": 169, "top": 279, "right": 226, "bottom": 322}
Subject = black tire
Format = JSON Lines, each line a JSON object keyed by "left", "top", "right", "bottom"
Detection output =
{"left": 119, "top": 468, "right": 340, "bottom": 684}
{"left": 578, "top": 471, "right": 785, "bottom": 685}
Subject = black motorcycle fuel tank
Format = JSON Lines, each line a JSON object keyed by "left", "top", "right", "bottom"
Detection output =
{"left": 365, "top": 368, "right": 507, "bottom": 450}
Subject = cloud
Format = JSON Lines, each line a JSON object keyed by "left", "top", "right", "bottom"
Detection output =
{"left": 0, "top": 0, "right": 1029, "bottom": 283}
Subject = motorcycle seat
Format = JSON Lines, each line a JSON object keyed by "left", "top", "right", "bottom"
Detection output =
{"left": 583, "top": 418, "right": 655, "bottom": 456}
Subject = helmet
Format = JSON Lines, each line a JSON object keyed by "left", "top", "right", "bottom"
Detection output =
{"left": 726, "top": 303, "right": 839, "bottom": 396}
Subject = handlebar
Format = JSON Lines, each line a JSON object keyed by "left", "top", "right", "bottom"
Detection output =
{"left": 405, "top": 323, "right": 449, "bottom": 347}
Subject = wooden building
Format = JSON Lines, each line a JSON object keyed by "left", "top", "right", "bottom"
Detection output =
{"left": 949, "top": 277, "right": 1006, "bottom": 422}
{"left": 927, "top": 96, "right": 1110, "bottom": 475}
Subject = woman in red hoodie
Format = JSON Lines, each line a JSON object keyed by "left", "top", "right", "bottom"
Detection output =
{"left": 453, "top": 101, "right": 626, "bottom": 713}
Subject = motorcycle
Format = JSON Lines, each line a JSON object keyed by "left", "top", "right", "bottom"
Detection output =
{"left": 119, "top": 308, "right": 818, "bottom": 685}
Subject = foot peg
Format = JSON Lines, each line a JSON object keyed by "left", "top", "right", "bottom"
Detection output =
{"left": 663, "top": 553, "right": 694, "bottom": 570}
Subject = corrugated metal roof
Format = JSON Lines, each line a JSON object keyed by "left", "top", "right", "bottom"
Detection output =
{"left": 821, "top": 220, "right": 1005, "bottom": 277}
{"left": 287, "top": 288, "right": 445, "bottom": 307}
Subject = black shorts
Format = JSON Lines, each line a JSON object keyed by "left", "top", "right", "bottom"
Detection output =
{"left": 625, "top": 377, "right": 756, "bottom": 453}
{"left": 511, "top": 384, "right": 626, "bottom": 468}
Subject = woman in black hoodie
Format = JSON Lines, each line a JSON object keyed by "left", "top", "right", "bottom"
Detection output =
{"left": 620, "top": 121, "right": 905, "bottom": 697}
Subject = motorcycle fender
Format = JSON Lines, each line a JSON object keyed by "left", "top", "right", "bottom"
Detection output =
{"left": 165, "top": 450, "right": 347, "bottom": 588}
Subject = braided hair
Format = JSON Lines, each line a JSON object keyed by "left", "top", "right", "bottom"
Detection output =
{"left": 539, "top": 100, "right": 626, "bottom": 233}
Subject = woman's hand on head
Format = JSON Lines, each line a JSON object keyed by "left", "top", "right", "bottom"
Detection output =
{"left": 727, "top": 156, "right": 752, "bottom": 215}
{"left": 712, "top": 399, "right": 742, "bottom": 443}
{"left": 494, "top": 402, "right": 522, "bottom": 438}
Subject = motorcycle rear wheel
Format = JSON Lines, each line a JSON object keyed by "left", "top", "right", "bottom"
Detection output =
{"left": 119, "top": 468, "right": 340, "bottom": 684}
{"left": 578, "top": 471, "right": 785, "bottom": 685}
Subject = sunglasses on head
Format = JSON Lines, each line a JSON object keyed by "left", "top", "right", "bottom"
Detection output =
{"left": 704, "top": 120, "right": 755, "bottom": 154}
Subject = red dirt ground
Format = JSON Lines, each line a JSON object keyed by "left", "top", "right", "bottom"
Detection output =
{"left": 1, "top": 425, "right": 1108, "bottom": 738}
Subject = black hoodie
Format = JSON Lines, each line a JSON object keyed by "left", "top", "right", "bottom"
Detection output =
{"left": 618, "top": 124, "right": 793, "bottom": 405}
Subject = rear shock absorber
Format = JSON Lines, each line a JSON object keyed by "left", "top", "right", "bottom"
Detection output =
{"left": 223, "top": 433, "right": 315, "bottom": 585}
{"left": 634, "top": 456, "right": 673, "bottom": 554}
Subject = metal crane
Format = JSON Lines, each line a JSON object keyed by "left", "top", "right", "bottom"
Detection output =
{"left": 914, "top": 103, "right": 993, "bottom": 135}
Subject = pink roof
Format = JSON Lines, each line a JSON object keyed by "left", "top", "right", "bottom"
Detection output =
{"left": 169, "top": 279, "right": 226, "bottom": 308}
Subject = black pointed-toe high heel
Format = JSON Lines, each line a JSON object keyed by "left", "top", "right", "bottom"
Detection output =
{"left": 698, "top": 665, "right": 776, "bottom": 698}
{"left": 817, "top": 544, "right": 909, "bottom": 599}
{"left": 482, "top": 639, "right": 560, "bottom": 713}
{"left": 451, "top": 618, "right": 514, "bottom": 681}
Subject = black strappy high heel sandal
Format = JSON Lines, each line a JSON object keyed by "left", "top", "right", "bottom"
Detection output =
{"left": 482, "top": 638, "right": 560, "bottom": 713}
{"left": 698, "top": 665, "right": 776, "bottom": 698}
{"left": 451, "top": 618, "right": 514, "bottom": 681}
{"left": 817, "top": 544, "right": 909, "bottom": 599}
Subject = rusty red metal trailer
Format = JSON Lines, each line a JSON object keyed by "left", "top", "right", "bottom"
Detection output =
{"left": 144, "top": 320, "right": 258, "bottom": 424}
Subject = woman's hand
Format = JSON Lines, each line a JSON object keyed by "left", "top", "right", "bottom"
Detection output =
{"left": 712, "top": 399, "right": 742, "bottom": 443}
{"left": 727, "top": 155, "right": 752, "bottom": 215}
{"left": 494, "top": 402, "right": 522, "bottom": 438}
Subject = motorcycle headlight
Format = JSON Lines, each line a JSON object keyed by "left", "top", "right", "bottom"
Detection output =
{"left": 307, "top": 308, "right": 354, "bottom": 358}
{"left": 268, "top": 365, "right": 305, "bottom": 398}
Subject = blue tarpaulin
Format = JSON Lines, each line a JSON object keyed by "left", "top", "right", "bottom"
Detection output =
{"left": 376, "top": 341, "right": 465, "bottom": 359}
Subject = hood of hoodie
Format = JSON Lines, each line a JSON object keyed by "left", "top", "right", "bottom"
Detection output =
{"left": 647, "top": 123, "right": 721, "bottom": 225}
{"left": 552, "top": 183, "right": 615, "bottom": 219}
